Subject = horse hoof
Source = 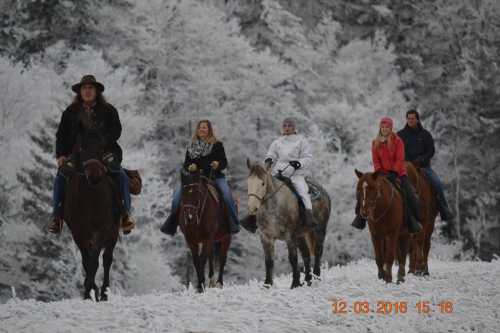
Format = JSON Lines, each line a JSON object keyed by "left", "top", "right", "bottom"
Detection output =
{"left": 306, "top": 280, "right": 312, "bottom": 287}
{"left": 216, "top": 282, "right": 223, "bottom": 289}
{"left": 100, "top": 294, "right": 108, "bottom": 302}
{"left": 208, "top": 279, "right": 217, "bottom": 288}
{"left": 290, "top": 282, "right": 302, "bottom": 289}
{"left": 312, "top": 274, "right": 321, "bottom": 281}
{"left": 397, "top": 278, "right": 405, "bottom": 284}
{"left": 262, "top": 283, "right": 272, "bottom": 289}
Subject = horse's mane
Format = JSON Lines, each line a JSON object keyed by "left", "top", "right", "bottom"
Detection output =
{"left": 249, "top": 163, "right": 268, "bottom": 179}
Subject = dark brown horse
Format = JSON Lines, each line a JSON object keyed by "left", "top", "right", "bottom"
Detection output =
{"left": 355, "top": 170, "right": 409, "bottom": 283}
{"left": 406, "top": 162, "right": 438, "bottom": 276}
{"left": 63, "top": 127, "right": 120, "bottom": 301}
{"left": 178, "top": 170, "right": 231, "bottom": 293}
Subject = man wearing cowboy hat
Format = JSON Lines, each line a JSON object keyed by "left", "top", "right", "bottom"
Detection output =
{"left": 47, "top": 74, "right": 135, "bottom": 234}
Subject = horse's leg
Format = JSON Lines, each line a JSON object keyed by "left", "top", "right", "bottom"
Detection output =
{"left": 287, "top": 240, "right": 302, "bottom": 289}
{"left": 81, "top": 248, "right": 92, "bottom": 300}
{"left": 370, "top": 234, "right": 384, "bottom": 280}
{"left": 383, "top": 233, "right": 398, "bottom": 283}
{"left": 297, "top": 237, "right": 312, "bottom": 286}
{"left": 261, "top": 235, "right": 275, "bottom": 287}
{"left": 83, "top": 248, "right": 100, "bottom": 301}
{"left": 422, "top": 223, "right": 434, "bottom": 276}
{"left": 408, "top": 236, "right": 416, "bottom": 274}
{"left": 397, "top": 234, "right": 409, "bottom": 283}
{"left": 313, "top": 229, "right": 326, "bottom": 278}
{"left": 208, "top": 242, "right": 216, "bottom": 288}
{"left": 197, "top": 242, "right": 211, "bottom": 293}
{"left": 100, "top": 240, "right": 117, "bottom": 301}
{"left": 189, "top": 243, "right": 204, "bottom": 293}
{"left": 216, "top": 236, "right": 231, "bottom": 288}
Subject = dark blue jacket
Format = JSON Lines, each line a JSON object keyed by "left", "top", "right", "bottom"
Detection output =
{"left": 397, "top": 123, "right": 435, "bottom": 167}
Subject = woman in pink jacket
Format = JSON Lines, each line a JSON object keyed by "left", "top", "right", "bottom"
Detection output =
{"left": 352, "top": 117, "right": 422, "bottom": 233}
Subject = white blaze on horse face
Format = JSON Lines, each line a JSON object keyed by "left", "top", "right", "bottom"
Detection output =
{"left": 362, "top": 181, "right": 368, "bottom": 209}
{"left": 247, "top": 175, "right": 266, "bottom": 215}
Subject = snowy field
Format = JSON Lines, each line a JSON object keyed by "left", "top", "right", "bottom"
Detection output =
{"left": 1, "top": 258, "right": 498, "bottom": 333}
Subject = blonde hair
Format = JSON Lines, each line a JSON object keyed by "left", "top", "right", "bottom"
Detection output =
{"left": 373, "top": 128, "right": 395, "bottom": 150}
{"left": 192, "top": 119, "right": 217, "bottom": 144}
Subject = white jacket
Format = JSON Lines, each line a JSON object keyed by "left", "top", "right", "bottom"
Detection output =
{"left": 265, "top": 134, "right": 312, "bottom": 177}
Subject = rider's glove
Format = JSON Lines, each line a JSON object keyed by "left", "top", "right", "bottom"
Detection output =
{"left": 188, "top": 163, "right": 198, "bottom": 173}
{"left": 210, "top": 160, "right": 220, "bottom": 170}
{"left": 289, "top": 160, "right": 301, "bottom": 170}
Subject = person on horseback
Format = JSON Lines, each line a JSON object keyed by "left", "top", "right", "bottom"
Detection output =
{"left": 161, "top": 119, "right": 240, "bottom": 235}
{"left": 351, "top": 116, "right": 422, "bottom": 233}
{"left": 397, "top": 109, "right": 454, "bottom": 221}
{"left": 47, "top": 75, "right": 135, "bottom": 234}
{"left": 241, "top": 118, "right": 315, "bottom": 233}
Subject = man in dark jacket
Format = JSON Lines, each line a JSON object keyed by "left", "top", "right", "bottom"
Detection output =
{"left": 397, "top": 109, "right": 454, "bottom": 221}
{"left": 48, "top": 75, "right": 135, "bottom": 234}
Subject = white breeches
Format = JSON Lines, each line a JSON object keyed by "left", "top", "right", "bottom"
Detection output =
{"left": 290, "top": 175, "right": 312, "bottom": 210}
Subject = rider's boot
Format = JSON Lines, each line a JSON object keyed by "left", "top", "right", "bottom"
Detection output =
{"left": 160, "top": 211, "right": 179, "bottom": 236}
{"left": 48, "top": 216, "right": 64, "bottom": 234}
{"left": 121, "top": 213, "right": 135, "bottom": 235}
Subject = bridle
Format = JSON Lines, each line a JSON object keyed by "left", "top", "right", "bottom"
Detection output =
{"left": 180, "top": 170, "right": 213, "bottom": 227}
{"left": 359, "top": 177, "right": 395, "bottom": 224}
{"left": 248, "top": 166, "right": 296, "bottom": 206}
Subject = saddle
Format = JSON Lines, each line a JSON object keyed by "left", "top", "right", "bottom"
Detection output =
{"left": 275, "top": 175, "right": 320, "bottom": 222}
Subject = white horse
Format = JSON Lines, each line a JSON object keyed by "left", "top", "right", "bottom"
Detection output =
{"left": 246, "top": 159, "right": 331, "bottom": 288}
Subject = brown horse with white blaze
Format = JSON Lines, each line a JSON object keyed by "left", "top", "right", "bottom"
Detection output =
{"left": 355, "top": 169, "right": 409, "bottom": 283}
{"left": 178, "top": 170, "right": 232, "bottom": 293}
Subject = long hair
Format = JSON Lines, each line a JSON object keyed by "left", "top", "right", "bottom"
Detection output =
{"left": 192, "top": 119, "right": 218, "bottom": 144}
{"left": 373, "top": 128, "right": 395, "bottom": 150}
{"left": 71, "top": 92, "right": 107, "bottom": 107}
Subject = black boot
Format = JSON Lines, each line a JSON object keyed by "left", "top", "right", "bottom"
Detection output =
{"left": 437, "top": 193, "right": 454, "bottom": 221}
{"left": 230, "top": 218, "right": 240, "bottom": 234}
{"left": 240, "top": 215, "right": 257, "bottom": 233}
{"left": 160, "top": 212, "right": 178, "bottom": 236}
{"left": 401, "top": 178, "right": 422, "bottom": 234}
{"left": 351, "top": 215, "right": 367, "bottom": 230}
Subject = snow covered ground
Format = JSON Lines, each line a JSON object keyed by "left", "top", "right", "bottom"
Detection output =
{"left": 1, "top": 258, "right": 498, "bottom": 333}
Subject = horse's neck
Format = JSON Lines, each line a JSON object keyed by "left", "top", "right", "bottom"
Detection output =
{"left": 376, "top": 179, "right": 395, "bottom": 212}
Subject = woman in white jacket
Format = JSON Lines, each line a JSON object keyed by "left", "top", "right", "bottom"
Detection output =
{"left": 241, "top": 118, "right": 315, "bottom": 232}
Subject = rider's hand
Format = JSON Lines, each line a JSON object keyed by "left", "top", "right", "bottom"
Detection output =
{"left": 210, "top": 160, "right": 220, "bottom": 170}
{"left": 289, "top": 160, "right": 301, "bottom": 170}
{"left": 57, "top": 156, "right": 67, "bottom": 168}
{"left": 187, "top": 163, "right": 198, "bottom": 173}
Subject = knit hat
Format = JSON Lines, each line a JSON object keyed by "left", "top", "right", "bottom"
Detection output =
{"left": 282, "top": 118, "right": 296, "bottom": 128}
{"left": 380, "top": 116, "right": 393, "bottom": 129}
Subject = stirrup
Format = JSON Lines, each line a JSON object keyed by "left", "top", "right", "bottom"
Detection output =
{"left": 48, "top": 217, "right": 64, "bottom": 234}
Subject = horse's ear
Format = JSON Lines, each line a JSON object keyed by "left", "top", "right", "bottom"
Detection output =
{"left": 246, "top": 158, "right": 252, "bottom": 170}
{"left": 355, "top": 169, "right": 363, "bottom": 179}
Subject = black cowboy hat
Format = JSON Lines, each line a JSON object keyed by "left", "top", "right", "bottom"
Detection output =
{"left": 71, "top": 74, "right": 105, "bottom": 93}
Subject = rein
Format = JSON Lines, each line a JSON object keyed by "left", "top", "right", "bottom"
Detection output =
{"left": 181, "top": 169, "right": 213, "bottom": 227}
{"left": 360, "top": 177, "right": 395, "bottom": 224}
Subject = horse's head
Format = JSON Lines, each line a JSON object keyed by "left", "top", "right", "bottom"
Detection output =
{"left": 355, "top": 169, "right": 382, "bottom": 220}
{"left": 80, "top": 128, "right": 107, "bottom": 186}
{"left": 180, "top": 169, "right": 203, "bottom": 225}
{"left": 246, "top": 158, "right": 271, "bottom": 215}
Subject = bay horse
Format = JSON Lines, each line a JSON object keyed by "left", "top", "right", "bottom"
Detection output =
{"left": 63, "top": 127, "right": 120, "bottom": 301}
{"left": 178, "top": 170, "right": 231, "bottom": 293}
{"left": 354, "top": 169, "right": 409, "bottom": 283}
{"left": 246, "top": 160, "right": 331, "bottom": 289}
{"left": 406, "top": 162, "right": 438, "bottom": 276}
